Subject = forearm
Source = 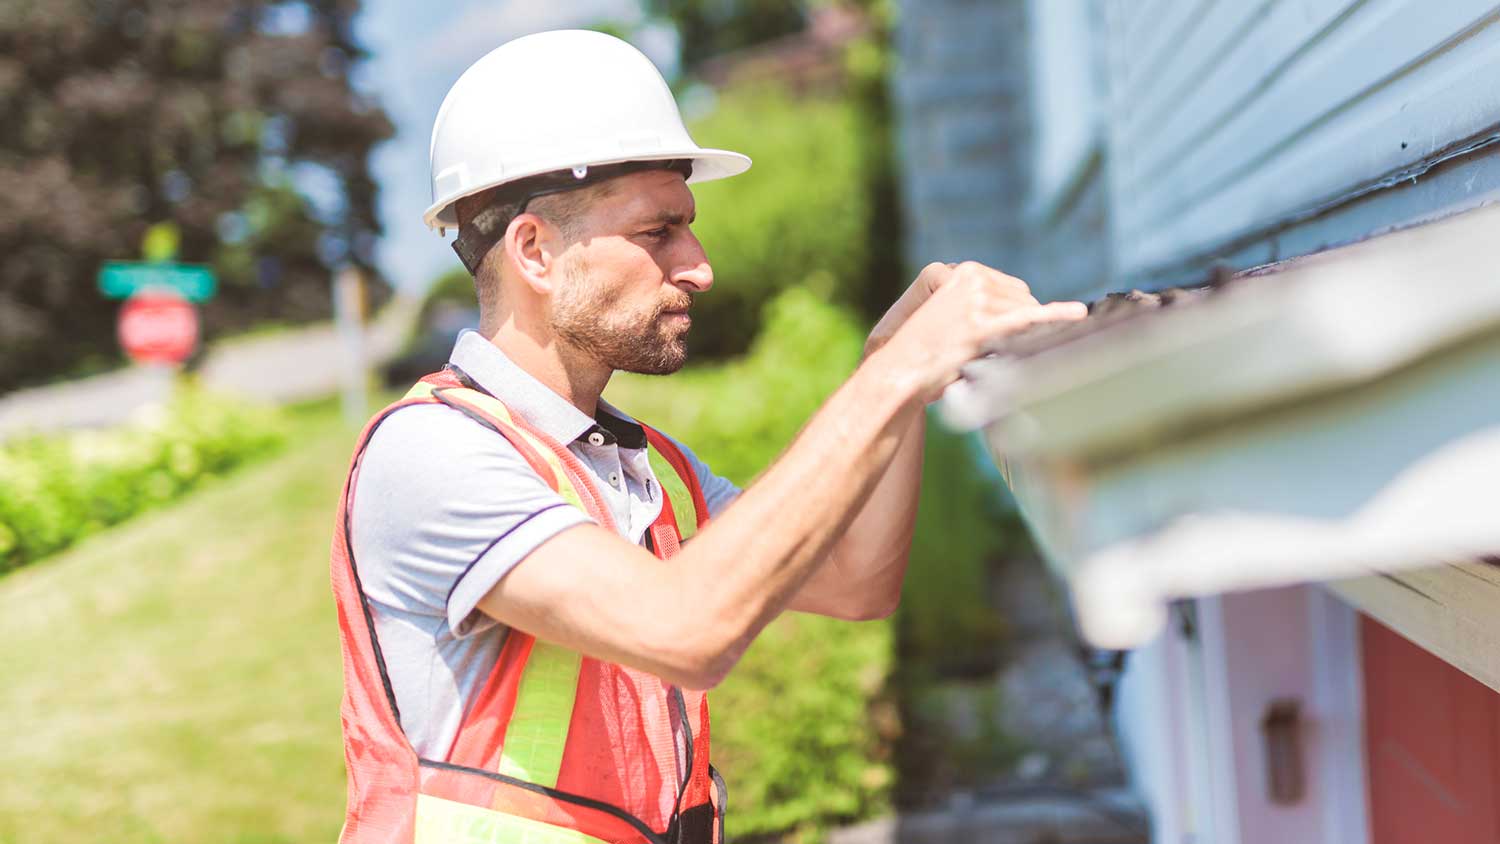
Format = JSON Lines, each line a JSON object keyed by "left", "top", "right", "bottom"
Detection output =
{"left": 673, "top": 348, "right": 924, "bottom": 682}
{"left": 789, "top": 408, "right": 924, "bottom": 619}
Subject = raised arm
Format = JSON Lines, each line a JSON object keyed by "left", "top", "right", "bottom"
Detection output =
{"left": 478, "top": 262, "right": 1086, "bottom": 689}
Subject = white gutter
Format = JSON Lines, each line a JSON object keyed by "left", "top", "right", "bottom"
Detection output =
{"left": 942, "top": 201, "right": 1500, "bottom": 648}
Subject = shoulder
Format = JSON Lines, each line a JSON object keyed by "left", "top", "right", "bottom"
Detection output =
{"left": 356, "top": 402, "right": 557, "bottom": 514}
{"left": 349, "top": 401, "right": 589, "bottom": 619}
{"left": 364, "top": 402, "right": 518, "bottom": 471}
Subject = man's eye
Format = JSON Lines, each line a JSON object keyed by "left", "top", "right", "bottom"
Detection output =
{"left": 644, "top": 226, "right": 670, "bottom": 240}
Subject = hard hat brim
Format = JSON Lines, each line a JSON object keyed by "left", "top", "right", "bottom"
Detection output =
{"left": 423, "top": 147, "right": 752, "bottom": 231}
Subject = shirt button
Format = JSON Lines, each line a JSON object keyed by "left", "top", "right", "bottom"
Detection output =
{"left": 608, "top": 471, "right": 621, "bottom": 488}
{"left": 587, "top": 432, "right": 606, "bottom": 447}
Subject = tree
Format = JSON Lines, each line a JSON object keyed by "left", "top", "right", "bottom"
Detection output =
{"left": 0, "top": 0, "right": 392, "bottom": 390}
{"left": 643, "top": 0, "right": 806, "bottom": 72}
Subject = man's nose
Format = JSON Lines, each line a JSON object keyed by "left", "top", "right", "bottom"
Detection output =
{"left": 672, "top": 235, "right": 714, "bottom": 293}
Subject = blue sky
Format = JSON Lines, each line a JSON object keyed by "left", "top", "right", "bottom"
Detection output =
{"left": 351, "top": 0, "right": 679, "bottom": 294}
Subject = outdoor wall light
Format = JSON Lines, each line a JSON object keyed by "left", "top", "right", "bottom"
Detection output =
{"left": 1261, "top": 698, "right": 1305, "bottom": 805}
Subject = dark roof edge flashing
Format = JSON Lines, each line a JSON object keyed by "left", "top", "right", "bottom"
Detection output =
{"left": 1121, "top": 122, "right": 1500, "bottom": 290}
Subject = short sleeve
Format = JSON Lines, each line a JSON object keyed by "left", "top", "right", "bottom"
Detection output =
{"left": 658, "top": 432, "right": 741, "bottom": 518}
{"left": 350, "top": 403, "right": 591, "bottom": 637}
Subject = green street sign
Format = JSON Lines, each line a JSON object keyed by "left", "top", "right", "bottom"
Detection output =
{"left": 99, "top": 262, "right": 217, "bottom": 302}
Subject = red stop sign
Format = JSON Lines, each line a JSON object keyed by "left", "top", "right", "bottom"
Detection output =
{"left": 118, "top": 290, "right": 199, "bottom": 365}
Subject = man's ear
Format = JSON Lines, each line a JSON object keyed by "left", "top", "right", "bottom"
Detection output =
{"left": 502, "top": 213, "right": 560, "bottom": 295}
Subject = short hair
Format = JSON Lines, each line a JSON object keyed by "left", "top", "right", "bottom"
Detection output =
{"left": 454, "top": 181, "right": 617, "bottom": 313}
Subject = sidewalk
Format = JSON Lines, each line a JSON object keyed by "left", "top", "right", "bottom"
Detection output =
{"left": 0, "top": 295, "right": 419, "bottom": 440}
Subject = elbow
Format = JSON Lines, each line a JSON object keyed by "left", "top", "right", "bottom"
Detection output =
{"left": 830, "top": 591, "right": 901, "bottom": 622}
{"left": 853, "top": 593, "right": 901, "bottom": 621}
{"left": 648, "top": 624, "right": 747, "bottom": 691}
{"left": 665, "top": 647, "right": 739, "bottom": 691}
{"left": 833, "top": 558, "right": 908, "bottom": 621}
{"left": 674, "top": 659, "right": 735, "bottom": 692}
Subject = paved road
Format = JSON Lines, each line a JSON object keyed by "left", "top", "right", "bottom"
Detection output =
{"left": 0, "top": 295, "right": 420, "bottom": 441}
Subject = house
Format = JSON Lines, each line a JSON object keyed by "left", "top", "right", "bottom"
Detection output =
{"left": 893, "top": 2, "right": 1500, "bottom": 843}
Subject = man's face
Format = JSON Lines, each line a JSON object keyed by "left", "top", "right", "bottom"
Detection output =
{"left": 547, "top": 170, "right": 713, "bottom": 375}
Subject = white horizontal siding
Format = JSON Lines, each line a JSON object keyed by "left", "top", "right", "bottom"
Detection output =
{"left": 1105, "top": 0, "right": 1500, "bottom": 278}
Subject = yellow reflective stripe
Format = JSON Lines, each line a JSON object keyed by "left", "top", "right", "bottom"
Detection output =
{"left": 435, "top": 387, "right": 587, "bottom": 512}
{"left": 405, "top": 381, "right": 438, "bottom": 400}
{"left": 647, "top": 448, "right": 698, "bottom": 541}
{"left": 414, "top": 794, "right": 608, "bottom": 844}
{"left": 495, "top": 641, "right": 583, "bottom": 787}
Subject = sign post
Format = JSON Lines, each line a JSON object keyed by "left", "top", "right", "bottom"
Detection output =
{"left": 333, "top": 266, "right": 368, "bottom": 428}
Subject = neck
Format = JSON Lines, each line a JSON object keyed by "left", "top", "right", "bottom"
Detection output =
{"left": 484, "top": 317, "right": 612, "bottom": 417}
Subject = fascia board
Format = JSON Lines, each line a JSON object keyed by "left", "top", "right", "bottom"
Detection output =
{"left": 944, "top": 202, "right": 1500, "bottom": 649}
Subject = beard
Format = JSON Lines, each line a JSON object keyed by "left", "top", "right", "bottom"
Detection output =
{"left": 550, "top": 256, "right": 693, "bottom": 375}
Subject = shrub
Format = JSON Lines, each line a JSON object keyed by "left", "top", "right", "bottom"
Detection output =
{"left": 900, "top": 429, "right": 1013, "bottom": 675}
{"left": 684, "top": 86, "right": 889, "bottom": 359}
{"left": 0, "top": 387, "right": 287, "bottom": 573}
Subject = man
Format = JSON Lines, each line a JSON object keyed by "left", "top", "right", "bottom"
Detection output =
{"left": 329, "top": 29, "right": 1085, "bottom": 844}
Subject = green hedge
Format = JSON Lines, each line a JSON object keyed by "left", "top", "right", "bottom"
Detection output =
{"left": 683, "top": 86, "right": 888, "bottom": 359}
{"left": 0, "top": 387, "right": 287, "bottom": 573}
{"left": 900, "top": 429, "right": 1012, "bottom": 675}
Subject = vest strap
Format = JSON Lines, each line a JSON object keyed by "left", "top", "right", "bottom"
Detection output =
{"left": 642, "top": 427, "right": 710, "bottom": 538}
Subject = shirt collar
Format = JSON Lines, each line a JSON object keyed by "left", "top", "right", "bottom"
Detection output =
{"left": 447, "top": 329, "right": 646, "bottom": 449}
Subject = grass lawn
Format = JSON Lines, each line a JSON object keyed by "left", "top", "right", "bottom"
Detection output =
{"left": 0, "top": 404, "right": 354, "bottom": 844}
{"left": 0, "top": 383, "right": 896, "bottom": 843}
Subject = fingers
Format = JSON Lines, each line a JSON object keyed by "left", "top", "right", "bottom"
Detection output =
{"left": 915, "top": 260, "right": 1040, "bottom": 315}
{"left": 949, "top": 261, "right": 1036, "bottom": 308}
{"left": 974, "top": 300, "right": 1087, "bottom": 341}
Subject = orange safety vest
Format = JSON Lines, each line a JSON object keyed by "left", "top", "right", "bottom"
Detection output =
{"left": 330, "top": 368, "right": 724, "bottom": 844}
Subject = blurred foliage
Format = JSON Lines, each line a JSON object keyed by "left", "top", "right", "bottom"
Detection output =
{"left": 0, "top": 0, "right": 393, "bottom": 390}
{"left": 418, "top": 267, "right": 478, "bottom": 326}
{"left": 0, "top": 386, "right": 287, "bottom": 573}
{"left": 644, "top": 0, "right": 806, "bottom": 70}
{"left": 641, "top": 0, "right": 894, "bottom": 74}
{"left": 902, "top": 430, "right": 1012, "bottom": 675}
{"left": 381, "top": 267, "right": 478, "bottom": 386}
{"left": 685, "top": 85, "right": 900, "bottom": 359}
{"left": 716, "top": 612, "right": 895, "bottom": 842}
{"left": 609, "top": 288, "right": 1013, "bottom": 839}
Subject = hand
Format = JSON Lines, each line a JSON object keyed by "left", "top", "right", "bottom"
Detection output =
{"left": 864, "top": 262, "right": 955, "bottom": 358}
{"left": 867, "top": 261, "right": 1087, "bottom": 402}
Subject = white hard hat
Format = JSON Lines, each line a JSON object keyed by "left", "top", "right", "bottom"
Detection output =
{"left": 424, "top": 29, "right": 752, "bottom": 230}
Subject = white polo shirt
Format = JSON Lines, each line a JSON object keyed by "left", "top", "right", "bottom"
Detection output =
{"left": 349, "top": 329, "right": 740, "bottom": 758}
